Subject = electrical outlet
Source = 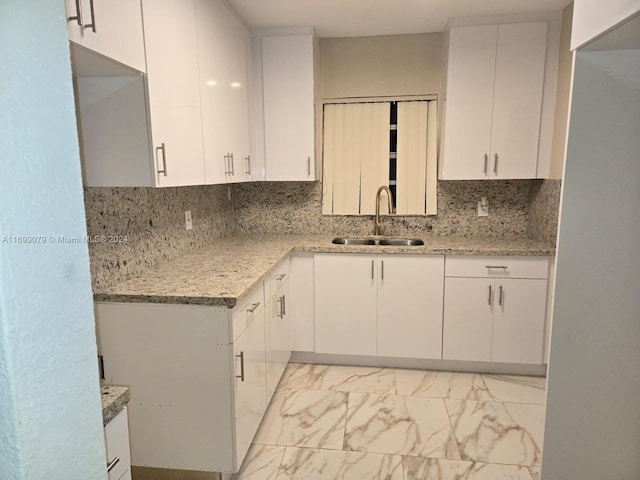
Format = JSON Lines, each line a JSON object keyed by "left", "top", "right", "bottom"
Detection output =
{"left": 185, "top": 210, "right": 193, "bottom": 230}
{"left": 478, "top": 197, "right": 489, "bottom": 217}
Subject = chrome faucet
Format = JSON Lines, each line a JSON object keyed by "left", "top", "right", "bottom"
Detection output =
{"left": 374, "top": 185, "right": 394, "bottom": 235}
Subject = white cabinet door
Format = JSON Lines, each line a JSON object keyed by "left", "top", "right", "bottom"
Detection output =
{"left": 377, "top": 255, "right": 445, "bottom": 359}
{"left": 491, "top": 23, "right": 548, "bottom": 179}
{"left": 233, "top": 305, "right": 267, "bottom": 470}
{"left": 197, "top": 0, "right": 253, "bottom": 185}
{"left": 65, "top": 0, "right": 146, "bottom": 72}
{"left": 265, "top": 281, "right": 291, "bottom": 401}
{"left": 142, "top": 0, "right": 205, "bottom": 187}
{"left": 105, "top": 407, "right": 131, "bottom": 480}
{"left": 262, "top": 34, "right": 316, "bottom": 181}
{"left": 441, "top": 25, "right": 497, "bottom": 180}
{"left": 441, "top": 23, "right": 548, "bottom": 180}
{"left": 442, "top": 277, "right": 494, "bottom": 362}
{"left": 289, "top": 254, "right": 315, "bottom": 352}
{"left": 492, "top": 278, "right": 546, "bottom": 364}
{"left": 314, "top": 254, "right": 377, "bottom": 355}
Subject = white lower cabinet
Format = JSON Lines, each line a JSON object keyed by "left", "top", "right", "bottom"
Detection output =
{"left": 314, "top": 254, "right": 445, "bottom": 359}
{"left": 104, "top": 407, "right": 132, "bottom": 480}
{"left": 96, "top": 293, "right": 269, "bottom": 474}
{"left": 443, "top": 256, "right": 549, "bottom": 364}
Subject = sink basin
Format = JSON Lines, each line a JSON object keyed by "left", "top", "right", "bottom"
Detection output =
{"left": 378, "top": 238, "right": 425, "bottom": 246}
{"left": 331, "top": 237, "right": 376, "bottom": 245}
{"left": 331, "top": 236, "right": 424, "bottom": 246}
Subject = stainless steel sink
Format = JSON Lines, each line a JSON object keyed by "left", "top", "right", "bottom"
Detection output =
{"left": 331, "top": 237, "right": 376, "bottom": 245}
{"left": 331, "top": 237, "right": 424, "bottom": 246}
{"left": 378, "top": 237, "right": 425, "bottom": 246}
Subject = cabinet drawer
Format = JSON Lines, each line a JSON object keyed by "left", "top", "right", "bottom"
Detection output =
{"left": 232, "top": 284, "right": 264, "bottom": 342}
{"left": 105, "top": 407, "right": 131, "bottom": 480}
{"left": 445, "top": 255, "right": 549, "bottom": 279}
{"left": 264, "top": 258, "right": 290, "bottom": 299}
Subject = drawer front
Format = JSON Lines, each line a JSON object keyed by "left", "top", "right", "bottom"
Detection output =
{"left": 264, "top": 258, "right": 290, "bottom": 299}
{"left": 445, "top": 255, "right": 549, "bottom": 279}
{"left": 105, "top": 407, "right": 131, "bottom": 480}
{"left": 232, "top": 284, "right": 264, "bottom": 342}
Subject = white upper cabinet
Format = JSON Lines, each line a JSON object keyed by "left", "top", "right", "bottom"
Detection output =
{"left": 441, "top": 22, "right": 549, "bottom": 180}
{"left": 142, "top": 0, "right": 205, "bottom": 187}
{"left": 65, "top": 0, "right": 146, "bottom": 72}
{"left": 197, "top": 0, "right": 254, "bottom": 184}
{"left": 260, "top": 33, "right": 317, "bottom": 181}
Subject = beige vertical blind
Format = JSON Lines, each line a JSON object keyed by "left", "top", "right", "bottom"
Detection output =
{"left": 322, "top": 103, "right": 390, "bottom": 214}
{"left": 396, "top": 100, "right": 438, "bottom": 215}
{"left": 322, "top": 99, "right": 437, "bottom": 215}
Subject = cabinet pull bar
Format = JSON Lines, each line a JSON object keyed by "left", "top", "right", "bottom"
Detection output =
{"left": 493, "top": 153, "right": 499, "bottom": 174}
{"left": 498, "top": 285, "right": 503, "bottom": 306}
{"left": 235, "top": 352, "right": 245, "bottom": 381}
{"left": 488, "top": 285, "right": 492, "bottom": 306}
{"left": 245, "top": 155, "right": 251, "bottom": 175}
{"left": 371, "top": 260, "right": 374, "bottom": 280}
{"left": 246, "top": 302, "right": 260, "bottom": 313}
{"left": 276, "top": 273, "right": 286, "bottom": 281}
{"left": 381, "top": 260, "right": 385, "bottom": 280}
{"left": 82, "top": 0, "right": 96, "bottom": 32}
{"left": 483, "top": 154, "right": 488, "bottom": 175}
{"left": 67, "top": 0, "right": 83, "bottom": 25}
{"left": 230, "top": 153, "right": 235, "bottom": 176}
{"left": 107, "top": 457, "right": 120, "bottom": 473}
{"left": 307, "top": 156, "right": 311, "bottom": 176}
{"left": 282, "top": 294, "right": 286, "bottom": 316}
{"left": 277, "top": 296, "right": 284, "bottom": 318}
{"left": 224, "top": 154, "right": 231, "bottom": 175}
{"left": 485, "top": 265, "right": 508, "bottom": 270}
{"left": 98, "top": 355, "right": 105, "bottom": 380}
{"left": 156, "top": 143, "right": 167, "bottom": 177}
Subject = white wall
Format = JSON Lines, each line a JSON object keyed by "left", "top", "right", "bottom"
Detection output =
{"left": 0, "top": 2, "right": 107, "bottom": 479}
{"left": 572, "top": 0, "right": 640, "bottom": 49}
{"left": 542, "top": 48, "right": 640, "bottom": 478}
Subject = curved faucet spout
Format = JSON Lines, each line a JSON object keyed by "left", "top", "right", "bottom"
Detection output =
{"left": 374, "top": 185, "right": 394, "bottom": 235}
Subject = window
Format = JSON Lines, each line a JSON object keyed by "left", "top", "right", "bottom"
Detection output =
{"left": 322, "top": 99, "right": 437, "bottom": 215}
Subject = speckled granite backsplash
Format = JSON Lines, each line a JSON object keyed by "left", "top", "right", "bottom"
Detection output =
{"left": 84, "top": 185, "right": 235, "bottom": 290}
{"left": 528, "top": 179, "right": 561, "bottom": 244}
{"left": 233, "top": 180, "right": 533, "bottom": 237}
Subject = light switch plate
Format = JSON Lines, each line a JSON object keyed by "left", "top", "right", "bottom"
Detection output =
{"left": 185, "top": 210, "right": 193, "bottom": 230}
{"left": 478, "top": 197, "right": 489, "bottom": 217}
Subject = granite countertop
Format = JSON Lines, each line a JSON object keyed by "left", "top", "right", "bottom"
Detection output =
{"left": 94, "top": 233, "right": 554, "bottom": 308}
{"left": 101, "top": 385, "right": 130, "bottom": 425}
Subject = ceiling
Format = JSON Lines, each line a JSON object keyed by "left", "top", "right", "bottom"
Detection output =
{"left": 228, "top": 0, "right": 572, "bottom": 38}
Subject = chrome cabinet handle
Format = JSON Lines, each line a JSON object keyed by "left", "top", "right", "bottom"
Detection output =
{"left": 67, "top": 0, "right": 83, "bottom": 25}
{"left": 277, "top": 296, "right": 285, "bottom": 318}
{"left": 483, "top": 153, "right": 488, "bottom": 175}
{"left": 107, "top": 457, "right": 120, "bottom": 473}
{"left": 246, "top": 302, "right": 260, "bottom": 313}
{"left": 498, "top": 285, "right": 503, "bottom": 306}
{"left": 82, "top": 0, "right": 96, "bottom": 32}
{"left": 371, "top": 260, "right": 374, "bottom": 280}
{"left": 230, "top": 153, "right": 235, "bottom": 176}
{"left": 493, "top": 153, "right": 499, "bottom": 174}
{"left": 381, "top": 260, "right": 385, "bottom": 280}
{"left": 224, "top": 154, "right": 232, "bottom": 175}
{"left": 282, "top": 294, "right": 286, "bottom": 316}
{"left": 307, "top": 156, "right": 311, "bottom": 176}
{"left": 156, "top": 143, "right": 167, "bottom": 177}
{"left": 235, "top": 352, "right": 245, "bottom": 382}
{"left": 245, "top": 155, "right": 251, "bottom": 175}
{"left": 488, "top": 285, "right": 492, "bottom": 306}
{"left": 485, "top": 265, "right": 508, "bottom": 270}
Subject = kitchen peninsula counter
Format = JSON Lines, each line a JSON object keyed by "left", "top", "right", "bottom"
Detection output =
{"left": 93, "top": 234, "right": 554, "bottom": 308}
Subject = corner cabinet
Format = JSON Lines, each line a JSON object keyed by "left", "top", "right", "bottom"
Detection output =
{"left": 65, "top": 0, "right": 146, "bottom": 72}
{"left": 314, "top": 254, "right": 445, "bottom": 359}
{"left": 259, "top": 33, "right": 317, "bottom": 181}
{"left": 442, "top": 256, "right": 549, "bottom": 364}
{"left": 441, "top": 22, "right": 549, "bottom": 180}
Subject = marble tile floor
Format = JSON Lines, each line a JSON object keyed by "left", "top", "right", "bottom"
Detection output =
{"left": 234, "top": 364, "right": 546, "bottom": 480}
